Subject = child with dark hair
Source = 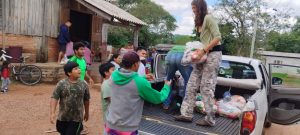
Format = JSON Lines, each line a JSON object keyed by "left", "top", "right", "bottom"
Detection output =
{"left": 108, "top": 54, "right": 121, "bottom": 69}
{"left": 1, "top": 61, "right": 10, "bottom": 93}
{"left": 99, "top": 62, "right": 115, "bottom": 122}
{"left": 81, "top": 41, "right": 93, "bottom": 77}
{"left": 69, "top": 42, "right": 94, "bottom": 85}
{"left": 104, "top": 52, "right": 171, "bottom": 134}
{"left": 50, "top": 61, "right": 90, "bottom": 135}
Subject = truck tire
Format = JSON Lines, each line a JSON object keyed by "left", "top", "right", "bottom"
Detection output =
{"left": 264, "top": 114, "right": 272, "bottom": 128}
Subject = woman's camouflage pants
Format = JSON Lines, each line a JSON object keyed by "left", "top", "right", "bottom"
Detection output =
{"left": 180, "top": 51, "right": 222, "bottom": 126}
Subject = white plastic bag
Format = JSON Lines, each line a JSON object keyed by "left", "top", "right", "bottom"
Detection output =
{"left": 181, "top": 41, "right": 207, "bottom": 66}
{"left": 216, "top": 95, "right": 246, "bottom": 119}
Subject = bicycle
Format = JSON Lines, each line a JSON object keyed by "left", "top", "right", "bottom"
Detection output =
{"left": 0, "top": 49, "right": 42, "bottom": 85}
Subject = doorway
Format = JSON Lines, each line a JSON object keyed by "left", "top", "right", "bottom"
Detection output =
{"left": 70, "top": 10, "right": 92, "bottom": 43}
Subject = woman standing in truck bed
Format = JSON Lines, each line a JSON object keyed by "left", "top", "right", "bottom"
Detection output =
{"left": 174, "top": 0, "right": 222, "bottom": 127}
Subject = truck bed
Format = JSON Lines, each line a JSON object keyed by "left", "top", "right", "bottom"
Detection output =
{"left": 140, "top": 103, "right": 240, "bottom": 135}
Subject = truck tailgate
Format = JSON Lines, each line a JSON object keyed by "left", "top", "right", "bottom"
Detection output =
{"left": 140, "top": 104, "right": 240, "bottom": 135}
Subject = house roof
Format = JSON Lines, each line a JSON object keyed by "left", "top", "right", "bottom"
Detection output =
{"left": 77, "top": 0, "right": 146, "bottom": 26}
{"left": 260, "top": 51, "right": 300, "bottom": 58}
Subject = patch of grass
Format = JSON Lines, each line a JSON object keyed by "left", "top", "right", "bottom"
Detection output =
{"left": 272, "top": 73, "right": 288, "bottom": 78}
{"left": 283, "top": 76, "right": 300, "bottom": 88}
{"left": 272, "top": 73, "right": 300, "bottom": 88}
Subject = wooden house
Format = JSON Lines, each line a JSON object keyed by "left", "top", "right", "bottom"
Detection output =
{"left": 0, "top": 0, "right": 146, "bottom": 63}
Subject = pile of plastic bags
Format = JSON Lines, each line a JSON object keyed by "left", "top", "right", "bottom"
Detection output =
{"left": 195, "top": 93, "right": 246, "bottom": 119}
{"left": 216, "top": 95, "right": 246, "bottom": 119}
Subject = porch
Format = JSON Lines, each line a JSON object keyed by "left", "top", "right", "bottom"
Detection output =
{"left": 24, "top": 62, "right": 101, "bottom": 84}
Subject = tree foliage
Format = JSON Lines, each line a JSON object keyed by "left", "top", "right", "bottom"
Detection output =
{"left": 265, "top": 18, "right": 300, "bottom": 53}
{"left": 173, "top": 35, "right": 193, "bottom": 45}
{"left": 215, "top": 0, "right": 293, "bottom": 56}
{"left": 107, "top": 0, "right": 177, "bottom": 48}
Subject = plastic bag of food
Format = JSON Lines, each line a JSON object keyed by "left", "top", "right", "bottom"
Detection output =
{"left": 181, "top": 41, "right": 207, "bottom": 66}
{"left": 229, "top": 95, "right": 246, "bottom": 110}
{"left": 195, "top": 100, "right": 218, "bottom": 114}
{"left": 216, "top": 95, "right": 246, "bottom": 119}
{"left": 195, "top": 101, "right": 205, "bottom": 113}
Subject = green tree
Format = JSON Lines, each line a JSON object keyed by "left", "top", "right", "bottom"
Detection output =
{"left": 107, "top": 0, "right": 177, "bottom": 48}
{"left": 173, "top": 35, "right": 193, "bottom": 45}
{"left": 107, "top": 26, "right": 132, "bottom": 48}
{"left": 216, "top": 0, "right": 257, "bottom": 56}
{"left": 219, "top": 23, "right": 236, "bottom": 55}
{"left": 215, "top": 0, "right": 292, "bottom": 56}
{"left": 265, "top": 17, "right": 300, "bottom": 53}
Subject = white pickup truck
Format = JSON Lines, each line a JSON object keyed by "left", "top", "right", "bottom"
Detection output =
{"left": 141, "top": 51, "right": 300, "bottom": 135}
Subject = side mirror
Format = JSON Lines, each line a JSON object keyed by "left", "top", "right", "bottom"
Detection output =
{"left": 272, "top": 77, "right": 283, "bottom": 85}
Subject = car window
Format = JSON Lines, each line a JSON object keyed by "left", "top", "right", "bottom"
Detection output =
{"left": 218, "top": 60, "right": 257, "bottom": 79}
{"left": 155, "top": 54, "right": 167, "bottom": 79}
{"left": 270, "top": 64, "right": 300, "bottom": 88}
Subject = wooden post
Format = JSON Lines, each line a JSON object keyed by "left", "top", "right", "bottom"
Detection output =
{"left": 102, "top": 23, "right": 109, "bottom": 61}
{"left": 39, "top": 0, "right": 48, "bottom": 62}
{"left": 133, "top": 27, "right": 139, "bottom": 48}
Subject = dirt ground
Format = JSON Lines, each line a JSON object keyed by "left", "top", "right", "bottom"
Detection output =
{"left": 1, "top": 83, "right": 300, "bottom": 135}
{"left": 0, "top": 82, "right": 103, "bottom": 135}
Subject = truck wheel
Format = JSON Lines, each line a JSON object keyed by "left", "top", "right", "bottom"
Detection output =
{"left": 264, "top": 114, "right": 272, "bottom": 128}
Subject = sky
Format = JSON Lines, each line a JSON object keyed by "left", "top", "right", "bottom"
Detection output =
{"left": 151, "top": 0, "right": 300, "bottom": 35}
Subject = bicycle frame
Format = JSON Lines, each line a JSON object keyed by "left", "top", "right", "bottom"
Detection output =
{"left": 11, "top": 59, "right": 27, "bottom": 80}
{"left": 0, "top": 50, "right": 12, "bottom": 61}
{"left": 1, "top": 49, "right": 42, "bottom": 85}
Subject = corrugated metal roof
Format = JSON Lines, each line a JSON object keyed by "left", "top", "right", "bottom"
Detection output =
{"left": 83, "top": 0, "right": 146, "bottom": 26}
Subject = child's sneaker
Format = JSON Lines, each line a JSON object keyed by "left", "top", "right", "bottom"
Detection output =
{"left": 2, "top": 89, "right": 7, "bottom": 94}
{"left": 60, "top": 61, "right": 66, "bottom": 65}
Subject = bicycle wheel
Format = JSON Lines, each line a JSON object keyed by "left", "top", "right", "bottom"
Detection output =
{"left": 19, "top": 65, "right": 42, "bottom": 85}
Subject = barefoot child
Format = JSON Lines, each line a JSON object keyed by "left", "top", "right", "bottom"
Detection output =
{"left": 50, "top": 61, "right": 90, "bottom": 135}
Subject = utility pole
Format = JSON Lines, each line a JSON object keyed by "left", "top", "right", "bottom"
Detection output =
{"left": 250, "top": 0, "right": 259, "bottom": 58}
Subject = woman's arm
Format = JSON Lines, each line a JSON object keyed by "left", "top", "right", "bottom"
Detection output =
{"left": 203, "top": 38, "right": 220, "bottom": 53}
{"left": 203, "top": 15, "right": 222, "bottom": 53}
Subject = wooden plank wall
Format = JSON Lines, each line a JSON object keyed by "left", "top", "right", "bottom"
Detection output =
{"left": 60, "top": 0, "right": 70, "bottom": 24}
{"left": 47, "top": 37, "right": 59, "bottom": 62}
{"left": 0, "top": 0, "right": 2, "bottom": 30}
{"left": 91, "top": 16, "right": 102, "bottom": 62}
{"left": 45, "top": 0, "right": 60, "bottom": 37}
{"left": 3, "top": 0, "right": 59, "bottom": 38}
{"left": 0, "top": 33, "right": 39, "bottom": 63}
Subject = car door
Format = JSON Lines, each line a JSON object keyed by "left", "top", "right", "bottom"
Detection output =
{"left": 153, "top": 54, "right": 167, "bottom": 82}
{"left": 268, "top": 64, "right": 300, "bottom": 125}
{"left": 151, "top": 53, "right": 167, "bottom": 91}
